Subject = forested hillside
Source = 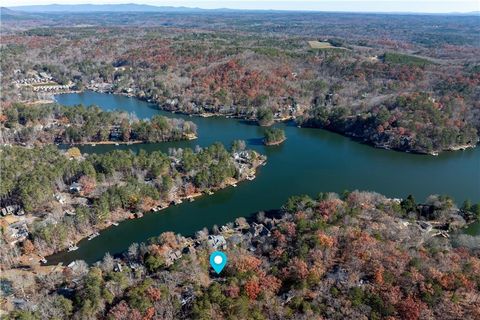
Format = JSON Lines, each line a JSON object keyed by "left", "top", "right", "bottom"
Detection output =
{"left": 1, "top": 9, "right": 479, "bottom": 319}
{"left": 4, "top": 191, "right": 480, "bottom": 319}
{"left": 1, "top": 11, "right": 479, "bottom": 154}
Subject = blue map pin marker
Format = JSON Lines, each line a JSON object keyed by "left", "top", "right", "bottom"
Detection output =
{"left": 210, "top": 251, "right": 227, "bottom": 274}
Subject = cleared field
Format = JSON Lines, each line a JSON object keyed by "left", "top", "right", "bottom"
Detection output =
{"left": 308, "top": 40, "right": 334, "bottom": 49}
{"left": 382, "top": 52, "right": 433, "bottom": 66}
{"left": 308, "top": 40, "right": 347, "bottom": 50}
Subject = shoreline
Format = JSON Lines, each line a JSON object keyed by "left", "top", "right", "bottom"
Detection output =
{"left": 71, "top": 140, "right": 144, "bottom": 146}
{"left": 264, "top": 137, "right": 286, "bottom": 146}
{"left": 18, "top": 89, "right": 478, "bottom": 156}
{"left": 33, "top": 190, "right": 479, "bottom": 272}
{"left": 57, "top": 88, "right": 478, "bottom": 156}
{"left": 67, "top": 133, "right": 197, "bottom": 146}
{"left": 304, "top": 123, "right": 479, "bottom": 156}
{"left": 40, "top": 155, "right": 266, "bottom": 266}
{"left": 3, "top": 135, "right": 199, "bottom": 148}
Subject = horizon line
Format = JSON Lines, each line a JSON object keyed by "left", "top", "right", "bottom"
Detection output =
{"left": 4, "top": 3, "right": 480, "bottom": 15}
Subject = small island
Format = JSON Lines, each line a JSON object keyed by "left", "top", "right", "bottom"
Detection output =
{"left": 264, "top": 127, "right": 286, "bottom": 145}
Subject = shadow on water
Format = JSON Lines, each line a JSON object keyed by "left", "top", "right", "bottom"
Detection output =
{"left": 285, "top": 120, "right": 300, "bottom": 127}
{"left": 238, "top": 119, "right": 259, "bottom": 127}
{"left": 246, "top": 138, "right": 265, "bottom": 146}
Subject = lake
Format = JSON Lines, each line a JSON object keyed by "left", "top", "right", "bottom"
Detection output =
{"left": 47, "top": 91, "right": 480, "bottom": 265}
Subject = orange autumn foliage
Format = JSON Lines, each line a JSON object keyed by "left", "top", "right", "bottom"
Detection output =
{"left": 142, "top": 307, "right": 155, "bottom": 320}
{"left": 234, "top": 255, "right": 262, "bottom": 273}
{"left": 244, "top": 279, "right": 261, "bottom": 300}
{"left": 397, "top": 295, "right": 426, "bottom": 320}
{"left": 146, "top": 287, "right": 161, "bottom": 302}
{"left": 78, "top": 175, "right": 96, "bottom": 195}
{"left": 317, "top": 232, "right": 335, "bottom": 248}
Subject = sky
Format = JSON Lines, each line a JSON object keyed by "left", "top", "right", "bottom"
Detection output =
{"left": 4, "top": 1, "right": 480, "bottom": 13}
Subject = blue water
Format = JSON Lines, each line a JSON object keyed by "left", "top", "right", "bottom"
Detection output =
{"left": 46, "top": 91, "right": 480, "bottom": 264}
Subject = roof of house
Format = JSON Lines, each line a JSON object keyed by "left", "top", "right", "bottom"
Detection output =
{"left": 70, "top": 182, "right": 81, "bottom": 188}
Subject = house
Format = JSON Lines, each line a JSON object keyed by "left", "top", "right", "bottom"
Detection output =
{"left": 264, "top": 217, "right": 280, "bottom": 230}
{"left": 39, "top": 72, "right": 52, "bottom": 80}
{"left": 220, "top": 225, "right": 231, "bottom": 233}
{"left": 165, "top": 250, "right": 182, "bottom": 266}
{"left": 226, "top": 234, "right": 243, "bottom": 246}
{"left": 234, "top": 218, "right": 250, "bottom": 230}
{"left": 207, "top": 235, "right": 226, "bottom": 250}
{"left": 69, "top": 182, "right": 82, "bottom": 193}
{"left": 114, "top": 263, "right": 123, "bottom": 272}
{"left": 281, "top": 291, "right": 296, "bottom": 305}
{"left": 8, "top": 222, "right": 29, "bottom": 244}
{"left": 326, "top": 266, "right": 349, "bottom": 284}
{"left": 180, "top": 288, "right": 195, "bottom": 306}
{"left": 171, "top": 199, "right": 183, "bottom": 206}
{"left": 418, "top": 221, "right": 433, "bottom": 233}
{"left": 129, "top": 262, "right": 141, "bottom": 270}
{"left": 195, "top": 230, "right": 208, "bottom": 242}
{"left": 64, "top": 210, "right": 76, "bottom": 216}
{"left": 6, "top": 206, "right": 16, "bottom": 215}
{"left": 1, "top": 205, "right": 23, "bottom": 216}
{"left": 109, "top": 126, "right": 122, "bottom": 140}
{"left": 55, "top": 194, "right": 67, "bottom": 204}
{"left": 182, "top": 245, "right": 196, "bottom": 255}
{"left": 249, "top": 222, "right": 271, "bottom": 238}
{"left": 10, "top": 228, "right": 28, "bottom": 239}
{"left": 233, "top": 151, "right": 251, "bottom": 163}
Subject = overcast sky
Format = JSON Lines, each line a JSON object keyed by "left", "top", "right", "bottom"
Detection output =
{"left": 4, "top": 1, "right": 480, "bottom": 13}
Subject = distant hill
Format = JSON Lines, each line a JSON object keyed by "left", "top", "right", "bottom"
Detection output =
{"left": 0, "top": 6, "right": 36, "bottom": 20}
{"left": 7, "top": 3, "right": 210, "bottom": 13}
{"left": 5, "top": 3, "right": 480, "bottom": 15}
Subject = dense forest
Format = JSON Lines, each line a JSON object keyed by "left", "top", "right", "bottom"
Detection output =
{"left": 0, "top": 143, "right": 264, "bottom": 260}
{"left": 298, "top": 93, "right": 478, "bottom": 153}
{"left": 263, "top": 128, "right": 286, "bottom": 146}
{"left": 0, "top": 103, "right": 197, "bottom": 145}
{"left": 3, "top": 191, "right": 480, "bottom": 319}
{"left": 1, "top": 11, "right": 479, "bottom": 154}
{"left": 1, "top": 8, "right": 480, "bottom": 319}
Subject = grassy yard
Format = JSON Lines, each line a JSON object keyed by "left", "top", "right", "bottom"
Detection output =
{"left": 382, "top": 52, "right": 433, "bottom": 66}
{"left": 308, "top": 40, "right": 347, "bottom": 50}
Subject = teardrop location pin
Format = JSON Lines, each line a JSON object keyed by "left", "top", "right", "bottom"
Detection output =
{"left": 209, "top": 251, "right": 227, "bottom": 274}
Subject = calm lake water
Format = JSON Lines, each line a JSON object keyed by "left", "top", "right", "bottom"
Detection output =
{"left": 47, "top": 91, "right": 480, "bottom": 265}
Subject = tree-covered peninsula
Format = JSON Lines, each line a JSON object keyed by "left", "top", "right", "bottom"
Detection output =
{"left": 0, "top": 103, "right": 197, "bottom": 146}
{"left": 0, "top": 142, "right": 265, "bottom": 261}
